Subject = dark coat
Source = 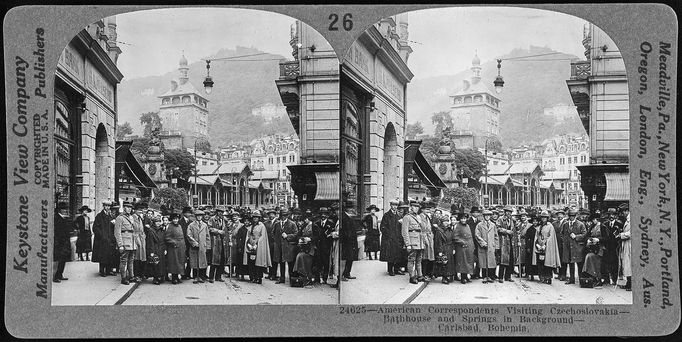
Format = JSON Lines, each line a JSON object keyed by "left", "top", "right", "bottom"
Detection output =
{"left": 277, "top": 219, "right": 299, "bottom": 263}
{"left": 433, "top": 226, "right": 456, "bottom": 276}
{"left": 523, "top": 223, "right": 538, "bottom": 275}
{"left": 313, "top": 218, "right": 334, "bottom": 255}
{"left": 561, "top": 219, "right": 587, "bottom": 263}
{"left": 601, "top": 219, "right": 621, "bottom": 267}
{"left": 341, "top": 212, "right": 358, "bottom": 261}
{"left": 208, "top": 216, "right": 228, "bottom": 265}
{"left": 264, "top": 219, "right": 277, "bottom": 263}
{"left": 552, "top": 219, "right": 566, "bottom": 260}
{"left": 145, "top": 224, "right": 167, "bottom": 277}
{"left": 379, "top": 209, "right": 403, "bottom": 263}
{"left": 75, "top": 215, "right": 92, "bottom": 253}
{"left": 92, "top": 210, "right": 115, "bottom": 264}
{"left": 164, "top": 223, "right": 186, "bottom": 274}
{"left": 231, "top": 223, "right": 248, "bottom": 268}
{"left": 54, "top": 214, "right": 74, "bottom": 262}
{"left": 453, "top": 222, "right": 475, "bottom": 274}
{"left": 179, "top": 216, "right": 192, "bottom": 256}
{"left": 466, "top": 217, "right": 480, "bottom": 249}
{"left": 496, "top": 216, "right": 518, "bottom": 266}
{"left": 362, "top": 214, "right": 380, "bottom": 252}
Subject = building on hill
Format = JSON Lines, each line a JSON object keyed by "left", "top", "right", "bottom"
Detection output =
{"left": 540, "top": 134, "right": 589, "bottom": 208}
{"left": 543, "top": 103, "right": 578, "bottom": 122}
{"left": 251, "top": 103, "right": 287, "bottom": 122}
{"left": 54, "top": 16, "right": 127, "bottom": 217}
{"left": 158, "top": 54, "right": 210, "bottom": 150}
{"left": 566, "top": 23, "right": 629, "bottom": 212}
{"left": 449, "top": 53, "right": 502, "bottom": 150}
{"left": 186, "top": 148, "right": 219, "bottom": 167}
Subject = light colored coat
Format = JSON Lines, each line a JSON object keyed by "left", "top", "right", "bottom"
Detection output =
{"left": 619, "top": 214, "right": 631, "bottom": 277}
{"left": 475, "top": 220, "right": 498, "bottom": 268}
{"left": 114, "top": 214, "right": 136, "bottom": 251}
{"left": 132, "top": 214, "right": 146, "bottom": 261}
{"left": 401, "top": 213, "right": 425, "bottom": 250}
{"left": 187, "top": 220, "right": 210, "bottom": 269}
{"left": 420, "top": 213, "right": 435, "bottom": 261}
{"left": 532, "top": 223, "right": 562, "bottom": 268}
{"left": 243, "top": 222, "right": 272, "bottom": 268}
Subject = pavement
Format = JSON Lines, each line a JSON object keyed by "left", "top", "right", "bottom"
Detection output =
{"left": 51, "top": 259, "right": 337, "bottom": 305}
{"left": 52, "top": 259, "right": 140, "bottom": 306}
{"left": 341, "top": 255, "right": 632, "bottom": 305}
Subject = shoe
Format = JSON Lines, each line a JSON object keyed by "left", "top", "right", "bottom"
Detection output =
{"left": 395, "top": 270, "right": 406, "bottom": 275}
{"left": 208, "top": 279, "right": 214, "bottom": 283}
{"left": 330, "top": 283, "right": 338, "bottom": 288}
{"left": 565, "top": 280, "right": 575, "bottom": 285}
{"left": 53, "top": 278, "right": 61, "bottom": 283}
{"left": 215, "top": 278, "right": 224, "bottom": 282}
{"left": 442, "top": 278, "right": 449, "bottom": 285}
{"left": 506, "top": 278, "right": 514, "bottom": 282}
{"left": 99, "top": 273, "right": 107, "bottom": 277}
{"left": 256, "top": 279, "right": 262, "bottom": 284}
{"left": 483, "top": 277, "right": 492, "bottom": 283}
{"left": 388, "top": 271, "right": 395, "bottom": 276}
{"left": 341, "top": 277, "right": 349, "bottom": 282}
{"left": 153, "top": 279, "right": 160, "bottom": 285}
{"left": 59, "top": 277, "right": 69, "bottom": 281}
{"left": 345, "top": 275, "right": 356, "bottom": 279}
{"left": 465, "top": 278, "right": 471, "bottom": 283}
{"left": 409, "top": 277, "right": 418, "bottom": 284}
{"left": 181, "top": 276, "right": 189, "bottom": 280}
{"left": 172, "top": 279, "right": 179, "bottom": 285}
{"left": 121, "top": 279, "right": 130, "bottom": 285}
{"left": 461, "top": 278, "right": 467, "bottom": 284}
{"left": 559, "top": 276, "right": 566, "bottom": 281}
{"left": 498, "top": 279, "right": 503, "bottom": 283}
{"left": 547, "top": 279, "right": 552, "bottom": 285}
{"left": 277, "top": 278, "right": 285, "bottom": 284}
{"left": 530, "top": 276, "right": 535, "bottom": 281}
{"left": 193, "top": 279, "right": 199, "bottom": 284}
{"left": 417, "top": 276, "right": 426, "bottom": 282}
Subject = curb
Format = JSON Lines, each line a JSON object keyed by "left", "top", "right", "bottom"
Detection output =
{"left": 402, "top": 281, "right": 428, "bottom": 304}
{"left": 384, "top": 280, "right": 428, "bottom": 304}
{"left": 95, "top": 281, "right": 141, "bottom": 305}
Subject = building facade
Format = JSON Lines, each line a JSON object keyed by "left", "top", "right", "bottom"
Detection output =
{"left": 540, "top": 134, "right": 590, "bottom": 207}
{"left": 276, "top": 21, "right": 340, "bottom": 210}
{"left": 340, "top": 14, "right": 414, "bottom": 215}
{"left": 566, "top": 23, "right": 629, "bottom": 212}
{"left": 158, "top": 55, "right": 210, "bottom": 150}
{"left": 449, "top": 53, "right": 502, "bottom": 149}
{"left": 55, "top": 17, "right": 123, "bottom": 217}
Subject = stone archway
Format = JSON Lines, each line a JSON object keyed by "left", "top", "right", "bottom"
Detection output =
{"left": 95, "top": 124, "right": 109, "bottom": 213}
{"left": 383, "top": 122, "right": 400, "bottom": 210}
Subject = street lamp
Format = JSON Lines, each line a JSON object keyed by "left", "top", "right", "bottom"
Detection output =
{"left": 494, "top": 59, "right": 504, "bottom": 94}
{"left": 202, "top": 52, "right": 279, "bottom": 95}
{"left": 203, "top": 60, "right": 214, "bottom": 94}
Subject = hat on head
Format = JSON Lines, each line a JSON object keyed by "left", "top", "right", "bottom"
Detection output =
{"left": 182, "top": 206, "right": 193, "bottom": 214}
{"left": 136, "top": 202, "right": 148, "bottom": 210}
{"left": 567, "top": 208, "right": 578, "bottom": 216}
{"left": 470, "top": 206, "right": 480, "bottom": 213}
{"left": 518, "top": 208, "right": 528, "bottom": 216}
{"left": 618, "top": 203, "right": 629, "bottom": 211}
{"left": 215, "top": 206, "right": 224, "bottom": 212}
{"left": 102, "top": 200, "right": 113, "bottom": 206}
{"left": 366, "top": 204, "right": 379, "bottom": 212}
{"left": 267, "top": 208, "right": 278, "bottom": 214}
{"left": 56, "top": 202, "right": 70, "bottom": 211}
{"left": 79, "top": 205, "right": 92, "bottom": 213}
{"left": 504, "top": 205, "right": 513, "bottom": 212}
{"left": 389, "top": 199, "right": 399, "bottom": 205}
{"left": 279, "top": 209, "right": 290, "bottom": 216}
{"left": 456, "top": 212, "right": 469, "bottom": 220}
{"left": 607, "top": 208, "right": 617, "bottom": 214}
{"left": 482, "top": 209, "right": 493, "bottom": 216}
{"left": 319, "top": 207, "right": 329, "bottom": 214}
{"left": 231, "top": 211, "right": 241, "bottom": 217}
{"left": 540, "top": 210, "right": 550, "bottom": 218}
{"left": 110, "top": 203, "right": 120, "bottom": 209}
{"left": 123, "top": 202, "right": 134, "bottom": 208}
{"left": 169, "top": 213, "right": 181, "bottom": 220}
{"left": 194, "top": 210, "right": 205, "bottom": 216}
{"left": 252, "top": 210, "right": 262, "bottom": 217}
{"left": 409, "top": 200, "right": 421, "bottom": 207}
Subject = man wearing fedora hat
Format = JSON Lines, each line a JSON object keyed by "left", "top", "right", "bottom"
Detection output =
{"left": 75, "top": 205, "right": 93, "bottom": 261}
{"left": 179, "top": 206, "right": 194, "bottom": 280}
{"left": 496, "top": 206, "right": 517, "bottom": 282}
{"left": 275, "top": 209, "right": 299, "bottom": 284}
{"left": 362, "top": 204, "right": 381, "bottom": 260}
{"left": 187, "top": 210, "right": 210, "bottom": 283}
{"left": 312, "top": 207, "right": 334, "bottom": 284}
{"left": 475, "top": 210, "right": 498, "bottom": 283}
{"left": 600, "top": 207, "right": 622, "bottom": 286}
{"left": 561, "top": 208, "right": 587, "bottom": 285}
{"left": 114, "top": 202, "right": 137, "bottom": 285}
{"left": 208, "top": 206, "right": 228, "bottom": 283}
{"left": 380, "top": 199, "right": 404, "bottom": 276}
{"left": 466, "top": 206, "right": 482, "bottom": 279}
{"left": 92, "top": 201, "right": 116, "bottom": 277}
{"left": 54, "top": 202, "right": 74, "bottom": 282}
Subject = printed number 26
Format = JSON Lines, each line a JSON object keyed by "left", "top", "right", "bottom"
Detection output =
{"left": 329, "top": 13, "right": 353, "bottom": 31}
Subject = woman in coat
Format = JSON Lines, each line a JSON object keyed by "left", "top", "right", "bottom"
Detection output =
{"left": 244, "top": 211, "right": 271, "bottom": 284}
{"left": 362, "top": 205, "right": 381, "bottom": 260}
{"left": 532, "top": 211, "right": 562, "bottom": 284}
{"left": 75, "top": 205, "right": 93, "bottom": 261}
{"left": 187, "top": 210, "right": 210, "bottom": 283}
{"left": 145, "top": 216, "right": 166, "bottom": 285}
{"left": 520, "top": 212, "right": 537, "bottom": 280}
{"left": 453, "top": 212, "right": 474, "bottom": 284}
{"left": 433, "top": 214, "right": 456, "bottom": 284}
{"left": 294, "top": 215, "right": 316, "bottom": 285}
{"left": 475, "top": 210, "right": 498, "bottom": 283}
{"left": 164, "top": 213, "right": 186, "bottom": 284}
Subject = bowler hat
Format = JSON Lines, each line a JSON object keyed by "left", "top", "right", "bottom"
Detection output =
{"left": 79, "top": 205, "right": 92, "bottom": 213}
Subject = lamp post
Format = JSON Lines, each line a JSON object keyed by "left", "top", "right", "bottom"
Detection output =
{"left": 494, "top": 59, "right": 504, "bottom": 94}
{"left": 202, "top": 52, "right": 280, "bottom": 95}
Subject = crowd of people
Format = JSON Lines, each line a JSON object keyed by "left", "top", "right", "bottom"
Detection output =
{"left": 366, "top": 199, "right": 632, "bottom": 291}
{"left": 53, "top": 200, "right": 347, "bottom": 290}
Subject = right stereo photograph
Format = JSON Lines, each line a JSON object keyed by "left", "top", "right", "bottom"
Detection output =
{"left": 339, "top": 6, "right": 632, "bottom": 305}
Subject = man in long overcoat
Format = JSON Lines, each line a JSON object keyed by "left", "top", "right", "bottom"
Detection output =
{"left": 466, "top": 207, "right": 482, "bottom": 279}
{"left": 179, "top": 206, "right": 193, "bottom": 279}
{"left": 275, "top": 210, "right": 299, "bottom": 284}
{"left": 114, "top": 202, "right": 136, "bottom": 284}
{"left": 380, "top": 199, "right": 404, "bottom": 276}
{"left": 187, "top": 210, "right": 210, "bottom": 283}
{"left": 263, "top": 209, "right": 279, "bottom": 280}
{"left": 312, "top": 208, "right": 334, "bottom": 284}
{"left": 496, "top": 206, "right": 517, "bottom": 282}
{"left": 92, "top": 200, "right": 115, "bottom": 276}
{"left": 617, "top": 203, "right": 631, "bottom": 291}
{"left": 208, "top": 207, "right": 228, "bottom": 282}
{"left": 341, "top": 207, "right": 358, "bottom": 280}
{"left": 54, "top": 202, "right": 74, "bottom": 282}
{"left": 553, "top": 208, "right": 567, "bottom": 280}
{"left": 561, "top": 208, "right": 587, "bottom": 284}
{"left": 475, "top": 210, "right": 498, "bottom": 283}
{"left": 601, "top": 208, "right": 622, "bottom": 285}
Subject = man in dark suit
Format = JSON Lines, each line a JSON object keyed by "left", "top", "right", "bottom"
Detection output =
{"left": 312, "top": 207, "right": 334, "bottom": 284}
{"left": 561, "top": 208, "right": 587, "bottom": 284}
{"left": 341, "top": 206, "right": 358, "bottom": 280}
{"left": 54, "top": 202, "right": 74, "bottom": 282}
{"left": 553, "top": 208, "right": 567, "bottom": 281}
{"left": 275, "top": 210, "right": 299, "bottom": 284}
{"left": 466, "top": 206, "right": 481, "bottom": 279}
{"left": 380, "top": 199, "right": 404, "bottom": 276}
{"left": 92, "top": 200, "right": 115, "bottom": 277}
{"left": 263, "top": 209, "right": 278, "bottom": 280}
{"left": 179, "top": 206, "right": 193, "bottom": 280}
{"left": 600, "top": 208, "right": 622, "bottom": 285}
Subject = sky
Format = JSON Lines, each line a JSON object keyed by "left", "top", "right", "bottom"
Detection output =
{"left": 114, "top": 8, "right": 295, "bottom": 79}
{"left": 405, "top": 7, "right": 588, "bottom": 79}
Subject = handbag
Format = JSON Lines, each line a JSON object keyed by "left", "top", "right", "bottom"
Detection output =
{"left": 435, "top": 253, "right": 448, "bottom": 266}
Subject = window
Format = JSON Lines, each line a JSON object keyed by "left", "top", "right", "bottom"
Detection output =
{"left": 269, "top": 157, "right": 273, "bottom": 164}
{"left": 580, "top": 155, "right": 586, "bottom": 163}
{"left": 574, "top": 156, "right": 578, "bottom": 164}
{"left": 574, "top": 170, "right": 578, "bottom": 178}
{"left": 202, "top": 161, "right": 207, "bottom": 165}
{"left": 568, "top": 157, "right": 571, "bottom": 164}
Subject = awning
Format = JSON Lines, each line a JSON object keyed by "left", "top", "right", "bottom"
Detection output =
{"left": 604, "top": 172, "right": 629, "bottom": 201}
{"left": 115, "top": 142, "right": 157, "bottom": 189}
{"left": 412, "top": 150, "right": 447, "bottom": 190}
{"left": 314, "top": 172, "right": 339, "bottom": 200}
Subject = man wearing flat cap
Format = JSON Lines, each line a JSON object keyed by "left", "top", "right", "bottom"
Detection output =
{"left": 561, "top": 208, "right": 587, "bottom": 285}
{"left": 380, "top": 199, "right": 405, "bottom": 276}
{"left": 92, "top": 200, "right": 116, "bottom": 277}
{"left": 114, "top": 202, "right": 137, "bottom": 284}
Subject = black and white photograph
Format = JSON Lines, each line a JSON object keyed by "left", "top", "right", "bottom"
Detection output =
{"left": 50, "top": 7, "right": 340, "bottom": 305}
{"left": 339, "top": 7, "right": 633, "bottom": 305}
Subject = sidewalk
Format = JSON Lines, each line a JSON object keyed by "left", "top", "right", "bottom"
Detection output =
{"left": 52, "top": 260, "right": 139, "bottom": 306}
{"left": 340, "top": 258, "right": 426, "bottom": 304}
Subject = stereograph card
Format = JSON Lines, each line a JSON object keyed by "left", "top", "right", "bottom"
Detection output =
{"left": 2, "top": 4, "right": 679, "bottom": 337}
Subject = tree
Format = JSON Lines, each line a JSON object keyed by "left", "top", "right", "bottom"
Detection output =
{"left": 195, "top": 139, "right": 212, "bottom": 154}
{"left": 405, "top": 122, "right": 424, "bottom": 140}
{"left": 418, "top": 135, "right": 440, "bottom": 164}
{"left": 441, "top": 186, "right": 479, "bottom": 209}
{"left": 139, "top": 111, "right": 162, "bottom": 138}
{"left": 151, "top": 187, "right": 189, "bottom": 210}
{"left": 453, "top": 148, "right": 486, "bottom": 181}
{"left": 116, "top": 122, "right": 134, "bottom": 140}
{"left": 130, "top": 137, "right": 150, "bottom": 157}
{"left": 164, "top": 149, "right": 196, "bottom": 186}
{"left": 431, "top": 111, "right": 453, "bottom": 139}
{"left": 486, "top": 136, "right": 503, "bottom": 153}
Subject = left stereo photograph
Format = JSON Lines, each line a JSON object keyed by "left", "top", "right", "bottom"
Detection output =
{"left": 50, "top": 7, "right": 341, "bottom": 305}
